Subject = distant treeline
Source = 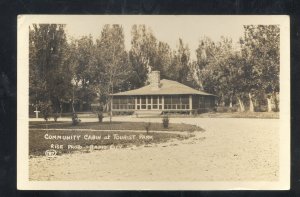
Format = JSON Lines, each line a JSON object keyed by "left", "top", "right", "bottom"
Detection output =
{"left": 29, "top": 24, "right": 279, "bottom": 115}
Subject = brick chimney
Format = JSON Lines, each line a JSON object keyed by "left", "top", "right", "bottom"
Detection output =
{"left": 149, "top": 71, "right": 160, "bottom": 89}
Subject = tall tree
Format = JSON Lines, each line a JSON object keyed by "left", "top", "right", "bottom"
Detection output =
{"left": 69, "top": 36, "right": 97, "bottom": 111}
{"left": 95, "top": 24, "right": 130, "bottom": 122}
{"left": 129, "top": 25, "right": 157, "bottom": 87}
{"left": 194, "top": 37, "right": 218, "bottom": 92}
{"left": 240, "top": 25, "right": 280, "bottom": 112}
{"left": 155, "top": 41, "right": 172, "bottom": 80}
{"left": 168, "top": 38, "right": 191, "bottom": 85}
{"left": 195, "top": 37, "right": 242, "bottom": 108}
{"left": 29, "top": 24, "right": 72, "bottom": 118}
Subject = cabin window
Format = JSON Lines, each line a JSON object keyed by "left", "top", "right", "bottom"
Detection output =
{"left": 199, "top": 96, "right": 205, "bottom": 108}
{"left": 152, "top": 96, "right": 158, "bottom": 109}
{"left": 205, "top": 97, "right": 211, "bottom": 108}
{"left": 141, "top": 96, "right": 146, "bottom": 109}
{"left": 147, "top": 96, "right": 152, "bottom": 109}
{"left": 153, "top": 96, "right": 158, "bottom": 104}
{"left": 141, "top": 96, "right": 146, "bottom": 104}
{"left": 112, "top": 96, "right": 134, "bottom": 110}
{"left": 113, "top": 95, "right": 194, "bottom": 111}
{"left": 164, "top": 95, "right": 189, "bottom": 110}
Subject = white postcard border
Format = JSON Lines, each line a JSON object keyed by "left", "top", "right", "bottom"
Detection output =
{"left": 17, "top": 15, "right": 290, "bottom": 190}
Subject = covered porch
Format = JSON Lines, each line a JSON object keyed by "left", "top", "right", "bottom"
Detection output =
{"left": 111, "top": 94, "right": 215, "bottom": 115}
{"left": 111, "top": 95, "right": 193, "bottom": 112}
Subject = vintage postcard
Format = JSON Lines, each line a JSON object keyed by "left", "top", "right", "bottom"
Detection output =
{"left": 17, "top": 15, "right": 290, "bottom": 190}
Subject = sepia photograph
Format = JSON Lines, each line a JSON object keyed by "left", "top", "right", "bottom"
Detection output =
{"left": 17, "top": 15, "right": 290, "bottom": 190}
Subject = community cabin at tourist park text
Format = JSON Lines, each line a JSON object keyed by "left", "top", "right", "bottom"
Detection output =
{"left": 111, "top": 71, "right": 216, "bottom": 115}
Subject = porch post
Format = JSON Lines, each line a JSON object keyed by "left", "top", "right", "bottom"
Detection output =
{"left": 162, "top": 96, "right": 164, "bottom": 110}
{"left": 189, "top": 95, "right": 193, "bottom": 115}
{"left": 134, "top": 96, "right": 137, "bottom": 110}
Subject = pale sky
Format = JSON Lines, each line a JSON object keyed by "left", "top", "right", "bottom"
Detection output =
{"left": 64, "top": 16, "right": 243, "bottom": 60}
{"left": 50, "top": 15, "right": 282, "bottom": 60}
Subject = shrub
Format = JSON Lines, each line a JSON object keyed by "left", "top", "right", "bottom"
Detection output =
{"left": 53, "top": 112, "right": 59, "bottom": 122}
{"left": 196, "top": 108, "right": 210, "bottom": 114}
{"left": 216, "top": 106, "right": 238, "bottom": 113}
{"left": 255, "top": 105, "right": 267, "bottom": 112}
{"left": 93, "top": 105, "right": 104, "bottom": 122}
{"left": 144, "top": 122, "right": 151, "bottom": 134}
{"left": 216, "top": 106, "right": 227, "bottom": 113}
{"left": 162, "top": 116, "right": 169, "bottom": 129}
{"left": 72, "top": 113, "right": 81, "bottom": 126}
{"left": 97, "top": 112, "right": 104, "bottom": 123}
{"left": 228, "top": 106, "right": 238, "bottom": 112}
{"left": 112, "top": 111, "right": 134, "bottom": 116}
{"left": 273, "top": 106, "right": 279, "bottom": 112}
{"left": 38, "top": 101, "right": 52, "bottom": 122}
{"left": 206, "top": 107, "right": 217, "bottom": 113}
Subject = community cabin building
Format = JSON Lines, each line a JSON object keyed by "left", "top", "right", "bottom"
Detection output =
{"left": 111, "top": 71, "right": 216, "bottom": 115}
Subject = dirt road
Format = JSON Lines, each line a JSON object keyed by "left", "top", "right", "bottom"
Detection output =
{"left": 29, "top": 117, "right": 279, "bottom": 181}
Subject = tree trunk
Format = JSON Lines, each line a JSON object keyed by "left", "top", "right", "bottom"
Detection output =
{"left": 79, "top": 101, "right": 83, "bottom": 112}
{"left": 110, "top": 96, "right": 112, "bottom": 123}
{"left": 72, "top": 86, "right": 75, "bottom": 113}
{"left": 267, "top": 95, "right": 272, "bottom": 112}
{"left": 72, "top": 101, "right": 75, "bottom": 113}
{"left": 237, "top": 97, "right": 245, "bottom": 112}
{"left": 110, "top": 83, "right": 113, "bottom": 123}
{"left": 249, "top": 93, "right": 254, "bottom": 112}
{"left": 220, "top": 93, "right": 225, "bottom": 107}
{"left": 59, "top": 100, "right": 63, "bottom": 117}
{"left": 198, "top": 82, "right": 204, "bottom": 91}
{"left": 274, "top": 92, "right": 279, "bottom": 111}
{"left": 229, "top": 96, "right": 233, "bottom": 108}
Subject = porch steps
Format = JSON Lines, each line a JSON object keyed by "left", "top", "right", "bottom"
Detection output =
{"left": 133, "top": 110, "right": 163, "bottom": 117}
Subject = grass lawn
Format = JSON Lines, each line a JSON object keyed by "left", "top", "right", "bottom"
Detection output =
{"left": 29, "top": 121, "right": 203, "bottom": 157}
{"left": 139, "top": 112, "right": 279, "bottom": 119}
{"left": 29, "top": 121, "right": 204, "bottom": 132}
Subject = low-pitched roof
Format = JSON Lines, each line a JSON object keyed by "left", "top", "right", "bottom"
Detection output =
{"left": 112, "top": 79, "right": 215, "bottom": 96}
